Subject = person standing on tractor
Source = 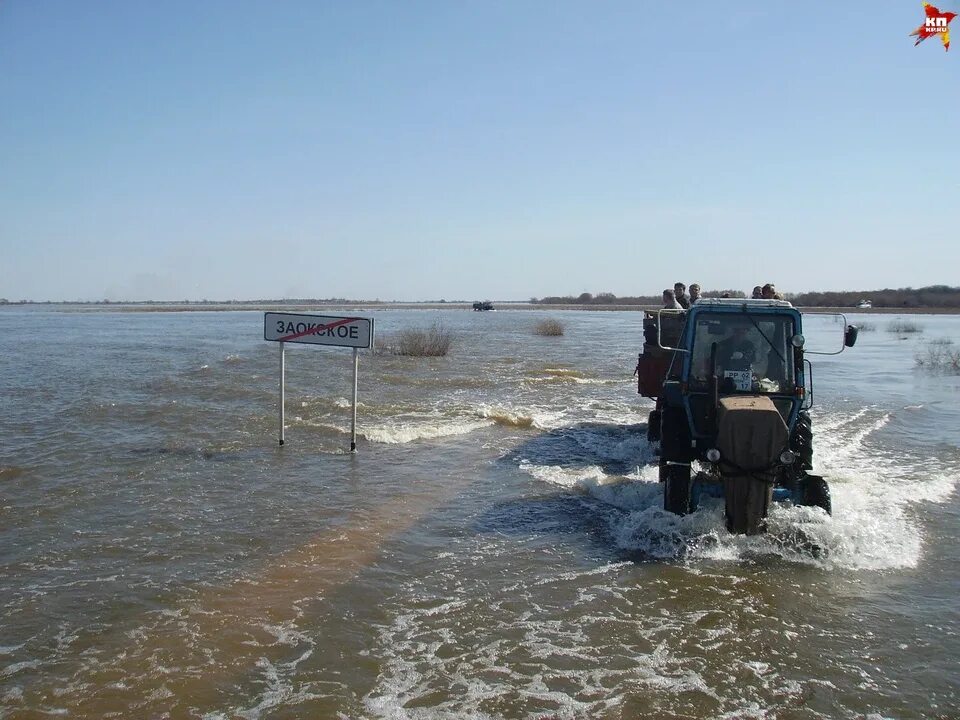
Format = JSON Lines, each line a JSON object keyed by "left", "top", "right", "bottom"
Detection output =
{"left": 752, "top": 286, "right": 764, "bottom": 299}
{"left": 674, "top": 282, "right": 690, "bottom": 309}
{"left": 762, "top": 283, "right": 782, "bottom": 300}
{"left": 662, "top": 289, "right": 682, "bottom": 309}
{"left": 689, "top": 283, "right": 702, "bottom": 305}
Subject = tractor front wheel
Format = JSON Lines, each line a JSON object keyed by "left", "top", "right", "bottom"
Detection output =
{"left": 662, "top": 462, "right": 693, "bottom": 515}
{"left": 791, "top": 411, "right": 814, "bottom": 471}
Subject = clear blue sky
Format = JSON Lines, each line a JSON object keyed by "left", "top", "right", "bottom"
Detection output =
{"left": 1, "top": 1, "right": 956, "bottom": 302}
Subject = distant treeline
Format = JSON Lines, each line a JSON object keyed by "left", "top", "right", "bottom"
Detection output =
{"left": 532, "top": 286, "right": 960, "bottom": 308}
{"left": 786, "top": 286, "right": 960, "bottom": 308}
{"left": 4, "top": 285, "right": 958, "bottom": 308}
{"left": 532, "top": 290, "right": 746, "bottom": 305}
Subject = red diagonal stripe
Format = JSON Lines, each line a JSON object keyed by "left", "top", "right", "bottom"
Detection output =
{"left": 278, "top": 317, "right": 361, "bottom": 342}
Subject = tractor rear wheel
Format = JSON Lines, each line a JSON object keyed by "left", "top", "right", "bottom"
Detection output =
{"left": 659, "top": 406, "right": 691, "bottom": 463}
{"left": 662, "top": 462, "right": 693, "bottom": 515}
{"left": 647, "top": 410, "right": 661, "bottom": 442}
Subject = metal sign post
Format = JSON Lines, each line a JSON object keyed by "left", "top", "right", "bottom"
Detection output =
{"left": 264, "top": 313, "right": 374, "bottom": 452}
{"left": 279, "top": 341, "right": 285, "bottom": 446}
{"left": 351, "top": 348, "right": 359, "bottom": 453}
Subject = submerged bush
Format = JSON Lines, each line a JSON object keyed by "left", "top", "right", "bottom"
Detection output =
{"left": 855, "top": 321, "right": 876, "bottom": 332}
{"left": 915, "top": 338, "right": 960, "bottom": 373}
{"left": 376, "top": 322, "right": 454, "bottom": 357}
{"left": 534, "top": 319, "right": 565, "bottom": 336}
{"left": 886, "top": 319, "right": 923, "bottom": 334}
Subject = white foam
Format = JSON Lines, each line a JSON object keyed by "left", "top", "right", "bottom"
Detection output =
{"left": 568, "top": 425, "right": 655, "bottom": 466}
{"left": 526, "top": 375, "right": 620, "bottom": 385}
{"left": 0, "top": 660, "right": 40, "bottom": 678}
{"left": 350, "top": 401, "right": 574, "bottom": 445}
{"left": 519, "top": 405, "right": 958, "bottom": 570}
{"left": 473, "top": 404, "right": 564, "bottom": 431}
{"left": 362, "top": 563, "right": 712, "bottom": 720}
{"left": 362, "top": 419, "right": 493, "bottom": 445}
{"left": 518, "top": 461, "right": 609, "bottom": 488}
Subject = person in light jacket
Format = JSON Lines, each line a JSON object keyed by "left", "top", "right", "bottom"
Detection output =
{"left": 662, "top": 289, "right": 682, "bottom": 309}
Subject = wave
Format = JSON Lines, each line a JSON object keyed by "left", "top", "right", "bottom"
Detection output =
{"left": 515, "top": 406, "right": 957, "bottom": 570}
{"left": 523, "top": 366, "right": 619, "bottom": 385}
{"left": 361, "top": 419, "right": 493, "bottom": 445}
{"left": 478, "top": 407, "right": 534, "bottom": 428}
{"left": 294, "top": 402, "right": 572, "bottom": 445}
{"left": 473, "top": 404, "right": 565, "bottom": 431}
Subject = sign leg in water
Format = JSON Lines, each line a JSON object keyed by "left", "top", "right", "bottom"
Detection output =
{"left": 264, "top": 313, "right": 374, "bottom": 452}
{"left": 279, "top": 341, "right": 285, "bottom": 446}
{"left": 350, "top": 348, "right": 359, "bottom": 452}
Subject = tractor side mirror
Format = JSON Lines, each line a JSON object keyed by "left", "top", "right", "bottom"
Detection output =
{"left": 844, "top": 325, "right": 859, "bottom": 348}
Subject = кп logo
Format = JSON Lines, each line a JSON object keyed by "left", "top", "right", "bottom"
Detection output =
{"left": 910, "top": 2, "right": 957, "bottom": 51}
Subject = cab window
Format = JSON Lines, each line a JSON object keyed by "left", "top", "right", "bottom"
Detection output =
{"left": 689, "top": 314, "right": 795, "bottom": 393}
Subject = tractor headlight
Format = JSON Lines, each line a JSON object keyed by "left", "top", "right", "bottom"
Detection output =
{"left": 791, "top": 334, "right": 805, "bottom": 348}
{"left": 706, "top": 448, "right": 721, "bottom": 463}
{"left": 779, "top": 450, "right": 796, "bottom": 465}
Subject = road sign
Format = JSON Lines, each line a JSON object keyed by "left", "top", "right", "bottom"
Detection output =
{"left": 264, "top": 312, "right": 374, "bottom": 349}
{"left": 263, "top": 312, "right": 374, "bottom": 451}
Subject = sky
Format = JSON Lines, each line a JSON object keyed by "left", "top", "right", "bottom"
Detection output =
{"left": 0, "top": 1, "right": 957, "bottom": 302}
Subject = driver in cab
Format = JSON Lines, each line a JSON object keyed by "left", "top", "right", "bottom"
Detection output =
{"left": 715, "top": 326, "right": 788, "bottom": 393}
{"left": 715, "top": 327, "right": 756, "bottom": 373}
{"left": 713, "top": 326, "right": 759, "bottom": 392}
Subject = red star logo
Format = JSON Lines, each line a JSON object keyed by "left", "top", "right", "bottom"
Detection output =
{"left": 910, "top": 2, "right": 957, "bottom": 51}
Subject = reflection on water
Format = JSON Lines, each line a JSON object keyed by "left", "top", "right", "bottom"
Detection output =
{"left": 0, "top": 307, "right": 958, "bottom": 718}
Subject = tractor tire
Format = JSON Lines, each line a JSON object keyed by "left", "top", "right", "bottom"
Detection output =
{"left": 801, "top": 474, "right": 832, "bottom": 515}
{"left": 791, "top": 411, "right": 814, "bottom": 471}
{"left": 724, "top": 477, "right": 772, "bottom": 535}
{"left": 662, "top": 462, "right": 693, "bottom": 515}
{"left": 659, "top": 406, "right": 692, "bottom": 463}
{"left": 647, "top": 410, "right": 661, "bottom": 442}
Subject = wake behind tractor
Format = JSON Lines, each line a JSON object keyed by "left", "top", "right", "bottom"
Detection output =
{"left": 636, "top": 299, "right": 858, "bottom": 534}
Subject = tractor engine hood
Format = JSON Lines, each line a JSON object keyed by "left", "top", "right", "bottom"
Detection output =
{"left": 716, "top": 396, "right": 790, "bottom": 536}
{"left": 716, "top": 396, "right": 789, "bottom": 473}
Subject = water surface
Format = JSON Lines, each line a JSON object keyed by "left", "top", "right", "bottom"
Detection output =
{"left": 1, "top": 307, "right": 958, "bottom": 718}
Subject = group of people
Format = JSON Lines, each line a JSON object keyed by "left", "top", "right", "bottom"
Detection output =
{"left": 661, "top": 282, "right": 782, "bottom": 309}
{"left": 751, "top": 283, "right": 782, "bottom": 300}
{"left": 661, "top": 282, "right": 701, "bottom": 309}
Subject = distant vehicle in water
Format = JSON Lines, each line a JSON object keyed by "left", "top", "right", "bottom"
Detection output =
{"left": 857, "top": 299, "right": 873, "bottom": 309}
{"left": 473, "top": 301, "right": 493, "bottom": 311}
{"left": 635, "top": 298, "right": 859, "bottom": 534}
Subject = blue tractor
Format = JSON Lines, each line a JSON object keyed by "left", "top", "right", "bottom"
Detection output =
{"left": 636, "top": 299, "right": 858, "bottom": 534}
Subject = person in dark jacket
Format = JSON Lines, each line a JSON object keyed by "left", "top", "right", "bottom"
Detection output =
{"left": 674, "top": 282, "right": 690, "bottom": 309}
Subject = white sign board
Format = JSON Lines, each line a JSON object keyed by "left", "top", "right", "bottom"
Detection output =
{"left": 264, "top": 312, "right": 374, "bottom": 349}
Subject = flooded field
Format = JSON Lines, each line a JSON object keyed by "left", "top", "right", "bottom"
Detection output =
{"left": 1, "top": 307, "right": 958, "bottom": 719}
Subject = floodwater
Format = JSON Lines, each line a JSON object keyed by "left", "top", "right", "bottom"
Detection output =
{"left": 1, "top": 307, "right": 958, "bottom": 719}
